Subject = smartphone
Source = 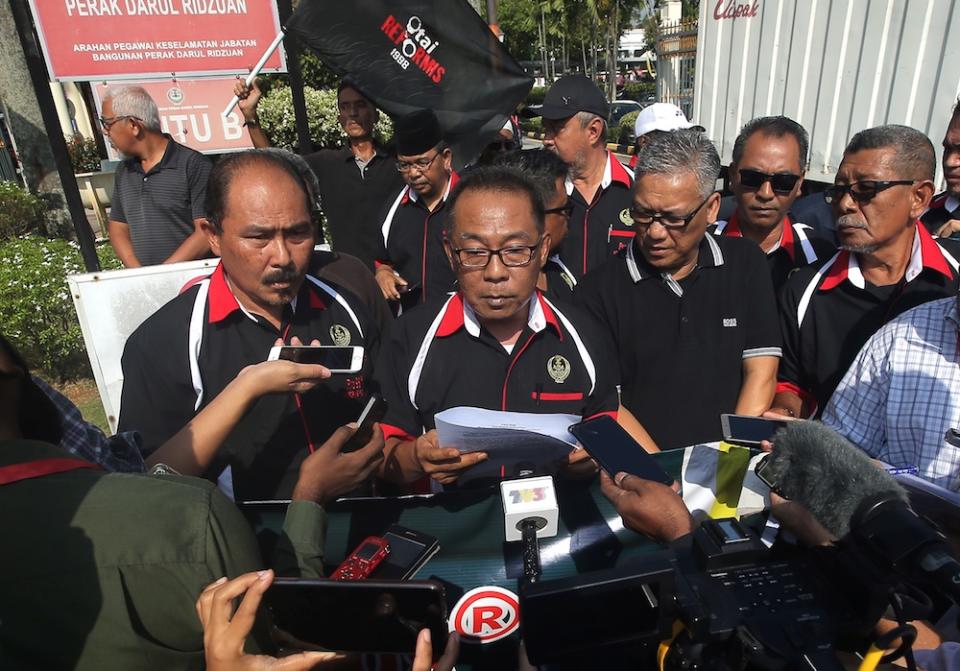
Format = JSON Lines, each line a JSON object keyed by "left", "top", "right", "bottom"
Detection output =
{"left": 342, "top": 394, "right": 387, "bottom": 453}
{"left": 331, "top": 536, "right": 391, "bottom": 580}
{"left": 369, "top": 525, "right": 440, "bottom": 580}
{"left": 267, "top": 345, "right": 363, "bottom": 374}
{"left": 568, "top": 415, "right": 674, "bottom": 485}
{"left": 264, "top": 577, "right": 448, "bottom": 657}
{"left": 720, "top": 414, "right": 788, "bottom": 446}
{"left": 753, "top": 453, "right": 781, "bottom": 494}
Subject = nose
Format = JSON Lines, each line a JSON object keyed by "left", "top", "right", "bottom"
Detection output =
{"left": 756, "top": 178, "right": 775, "bottom": 200}
{"left": 833, "top": 189, "right": 859, "bottom": 216}
{"left": 946, "top": 149, "right": 960, "bottom": 169}
{"left": 270, "top": 236, "right": 293, "bottom": 268}
{"left": 644, "top": 220, "right": 670, "bottom": 241}
{"left": 483, "top": 252, "right": 511, "bottom": 283}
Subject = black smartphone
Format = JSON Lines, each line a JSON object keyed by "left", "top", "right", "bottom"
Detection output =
{"left": 720, "top": 414, "right": 788, "bottom": 446}
{"left": 370, "top": 525, "right": 441, "bottom": 580}
{"left": 342, "top": 394, "right": 387, "bottom": 453}
{"left": 264, "top": 577, "right": 447, "bottom": 657}
{"left": 568, "top": 415, "right": 674, "bottom": 485}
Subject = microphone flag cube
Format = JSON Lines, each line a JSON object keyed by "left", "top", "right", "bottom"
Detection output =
{"left": 499, "top": 476, "right": 559, "bottom": 542}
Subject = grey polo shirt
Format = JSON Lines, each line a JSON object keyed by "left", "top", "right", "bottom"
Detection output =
{"left": 110, "top": 136, "right": 212, "bottom": 266}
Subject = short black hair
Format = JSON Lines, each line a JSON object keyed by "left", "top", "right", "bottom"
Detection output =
{"left": 493, "top": 149, "right": 568, "bottom": 208}
{"left": 732, "top": 116, "right": 809, "bottom": 169}
{"left": 445, "top": 165, "right": 545, "bottom": 238}
{"left": 337, "top": 76, "right": 365, "bottom": 98}
{"left": 205, "top": 150, "right": 316, "bottom": 233}
{"left": 0, "top": 333, "right": 63, "bottom": 445}
{"left": 844, "top": 124, "right": 936, "bottom": 181}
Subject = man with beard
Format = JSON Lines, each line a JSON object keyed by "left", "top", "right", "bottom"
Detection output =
{"left": 769, "top": 125, "right": 960, "bottom": 420}
{"left": 234, "top": 78, "right": 404, "bottom": 269}
{"left": 118, "top": 150, "right": 379, "bottom": 501}
{"left": 921, "top": 100, "right": 960, "bottom": 239}
{"left": 103, "top": 85, "right": 212, "bottom": 267}
{"left": 537, "top": 75, "right": 635, "bottom": 279}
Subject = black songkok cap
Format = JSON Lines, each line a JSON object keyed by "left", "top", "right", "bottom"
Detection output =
{"left": 394, "top": 109, "right": 442, "bottom": 156}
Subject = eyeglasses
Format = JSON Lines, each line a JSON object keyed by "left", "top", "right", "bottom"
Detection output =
{"left": 629, "top": 194, "right": 713, "bottom": 229}
{"left": 823, "top": 180, "right": 916, "bottom": 204}
{"left": 397, "top": 152, "right": 440, "bottom": 173}
{"left": 544, "top": 201, "right": 574, "bottom": 217}
{"left": 452, "top": 240, "right": 542, "bottom": 268}
{"left": 738, "top": 169, "right": 801, "bottom": 194}
{"left": 98, "top": 115, "right": 140, "bottom": 130}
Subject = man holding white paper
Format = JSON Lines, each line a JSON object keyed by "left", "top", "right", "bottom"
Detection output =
{"left": 375, "top": 166, "right": 650, "bottom": 487}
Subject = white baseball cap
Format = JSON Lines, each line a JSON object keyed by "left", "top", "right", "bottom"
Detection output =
{"left": 634, "top": 103, "right": 698, "bottom": 138}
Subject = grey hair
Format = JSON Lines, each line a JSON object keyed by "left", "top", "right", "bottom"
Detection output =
{"left": 633, "top": 128, "right": 721, "bottom": 198}
{"left": 844, "top": 124, "right": 936, "bottom": 181}
{"left": 577, "top": 111, "right": 607, "bottom": 137}
{"left": 102, "top": 85, "right": 162, "bottom": 132}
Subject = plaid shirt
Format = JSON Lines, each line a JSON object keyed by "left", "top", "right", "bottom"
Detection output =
{"left": 822, "top": 296, "right": 960, "bottom": 491}
{"left": 32, "top": 376, "right": 145, "bottom": 473}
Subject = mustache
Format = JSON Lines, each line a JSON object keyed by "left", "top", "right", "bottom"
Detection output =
{"left": 262, "top": 267, "right": 299, "bottom": 285}
{"left": 836, "top": 214, "right": 868, "bottom": 229}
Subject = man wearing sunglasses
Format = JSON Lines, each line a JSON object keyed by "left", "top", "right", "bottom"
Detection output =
{"left": 103, "top": 85, "right": 212, "bottom": 267}
{"left": 921, "top": 100, "right": 960, "bottom": 239}
{"left": 375, "top": 110, "right": 458, "bottom": 309}
{"left": 576, "top": 130, "right": 781, "bottom": 451}
{"left": 771, "top": 125, "right": 960, "bottom": 421}
{"left": 712, "top": 117, "right": 834, "bottom": 292}
{"left": 374, "top": 166, "right": 623, "bottom": 487}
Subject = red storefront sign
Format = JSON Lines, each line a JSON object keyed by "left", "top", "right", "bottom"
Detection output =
{"left": 27, "top": 0, "right": 285, "bottom": 81}
{"left": 92, "top": 78, "right": 253, "bottom": 156}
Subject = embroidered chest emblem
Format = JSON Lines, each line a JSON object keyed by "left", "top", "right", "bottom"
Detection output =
{"left": 330, "top": 324, "right": 352, "bottom": 345}
{"left": 619, "top": 208, "right": 633, "bottom": 226}
{"left": 547, "top": 355, "right": 571, "bottom": 383}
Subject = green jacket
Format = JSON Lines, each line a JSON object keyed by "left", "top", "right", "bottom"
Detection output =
{"left": 0, "top": 440, "right": 326, "bottom": 670}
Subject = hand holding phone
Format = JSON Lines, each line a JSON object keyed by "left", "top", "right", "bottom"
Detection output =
{"left": 267, "top": 345, "right": 364, "bottom": 374}
{"left": 343, "top": 394, "right": 387, "bottom": 453}
{"left": 720, "top": 414, "right": 788, "bottom": 446}
{"left": 568, "top": 415, "right": 673, "bottom": 485}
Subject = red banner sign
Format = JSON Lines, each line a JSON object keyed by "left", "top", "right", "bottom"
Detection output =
{"left": 92, "top": 78, "right": 253, "bottom": 157}
{"left": 27, "top": 0, "right": 285, "bottom": 81}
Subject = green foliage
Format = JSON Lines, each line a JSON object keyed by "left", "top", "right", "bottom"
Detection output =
{"left": 0, "top": 182, "right": 49, "bottom": 240}
{"left": 67, "top": 135, "right": 101, "bottom": 174}
{"left": 526, "top": 86, "right": 547, "bottom": 105}
{"left": 520, "top": 117, "right": 542, "bottom": 135}
{"left": 621, "top": 81, "right": 656, "bottom": 102}
{"left": 0, "top": 237, "right": 121, "bottom": 381}
{"left": 259, "top": 51, "right": 341, "bottom": 96}
{"left": 618, "top": 110, "right": 640, "bottom": 144}
{"left": 256, "top": 85, "right": 394, "bottom": 152}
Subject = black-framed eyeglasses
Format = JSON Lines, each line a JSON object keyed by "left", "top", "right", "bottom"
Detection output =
{"left": 544, "top": 201, "right": 574, "bottom": 217}
{"left": 738, "top": 169, "right": 801, "bottom": 194}
{"left": 98, "top": 115, "right": 140, "bottom": 130}
{"left": 452, "top": 239, "right": 542, "bottom": 268}
{"left": 397, "top": 152, "right": 440, "bottom": 173}
{"left": 629, "top": 193, "right": 713, "bottom": 229}
{"left": 824, "top": 180, "right": 916, "bottom": 204}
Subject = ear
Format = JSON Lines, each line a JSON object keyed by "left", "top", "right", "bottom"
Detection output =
{"left": 538, "top": 232, "right": 551, "bottom": 269}
{"left": 910, "top": 180, "right": 936, "bottom": 220}
{"left": 201, "top": 219, "right": 222, "bottom": 256}
{"left": 705, "top": 192, "right": 722, "bottom": 225}
{"left": 441, "top": 147, "right": 453, "bottom": 172}
{"left": 443, "top": 233, "right": 456, "bottom": 269}
{"left": 588, "top": 117, "right": 606, "bottom": 146}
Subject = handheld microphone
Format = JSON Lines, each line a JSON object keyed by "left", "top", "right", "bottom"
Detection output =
{"left": 499, "top": 476, "right": 559, "bottom": 583}
{"left": 759, "top": 420, "right": 907, "bottom": 538}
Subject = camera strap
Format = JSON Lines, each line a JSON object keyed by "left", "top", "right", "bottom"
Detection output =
{"left": 0, "top": 457, "right": 101, "bottom": 485}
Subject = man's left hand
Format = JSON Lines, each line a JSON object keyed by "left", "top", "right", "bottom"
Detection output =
{"left": 600, "top": 471, "right": 692, "bottom": 543}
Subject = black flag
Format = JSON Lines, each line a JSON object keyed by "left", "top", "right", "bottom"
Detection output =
{"left": 285, "top": 0, "right": 532, "bottom": 167}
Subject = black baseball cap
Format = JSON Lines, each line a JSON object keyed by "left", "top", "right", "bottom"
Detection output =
{"left": 536, "top": 75, "right": 610, "bottom": 120}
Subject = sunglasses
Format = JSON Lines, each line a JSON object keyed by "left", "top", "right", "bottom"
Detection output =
{"left": 823, "top": 180, "right": 916, "bottom": 204}
{"left": 544, "top": 201, "right": 574, "bottom": 217}
{"left": 738, "top": 169, "right": 801, "bottom": 194}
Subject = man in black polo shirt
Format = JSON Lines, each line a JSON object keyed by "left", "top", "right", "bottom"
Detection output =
{"left": 537, "top": 75, "right": 635, "bottom": 279}
{"left": 711, "top": 116, "right": 834, "bottom": 292}
{"left": 103, "top": 85, "right": 212, "bottom": 267}
{"left": 118, "top": 150, "right": 379, "bottom": 500}
{"left": 235, "top": 78, "right": 404, "bottom": 268}
{"left": 771, "top": 125, "right": 960, "bottom": 420}
{"left": 375, "top": 166, "right": 622, "bottom": 486}
{"left": 921, "top": 101, "right": 960, "bottom": 239}
{"left": 575, "top": 130, "right": 782, "bottom": 450}
{"left": 375, "top": 110, "right": 458, "bottom": 308}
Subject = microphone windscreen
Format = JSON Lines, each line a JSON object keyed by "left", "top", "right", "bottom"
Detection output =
{"left": 762, "top": 420, "right": 908, "bottom": 537}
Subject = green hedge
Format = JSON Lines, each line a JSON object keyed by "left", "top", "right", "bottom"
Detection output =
{"left": 526, "top": 86, "right": 547, "bottom": 106}
{"left": 0, "top": 182, "right": 49, "bottom": 240}
{"left": 621, "top": 82, "right": 656, "bottom": 102}
{"left": 618, "top": 110, "right": 641, "bottom": 145}
{"left": 257, "top": 85, "right": 394, "bottom": 151}
{"left": 0, "top": 236, "right": 121, "bottom": 381}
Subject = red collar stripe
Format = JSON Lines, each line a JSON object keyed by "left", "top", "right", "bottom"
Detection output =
{"left": 436, "top": 294, "right": 466, "bottom": 337}
{"left": 917, "top": 223, "right": 954, "bottom": 280}
{"left": 207, "top": 263, "right": 241, "bottom": 323}
{"left": 723, "top": 212, "right": 795, "bottom": 261}
{"left": 818, "top": 250, "right": 852, "bottom": 292}
{"left": 608, "top": 154, "right": 633, "bottom": 187}
{"left": 0, "top": 458, "right": 101, "bottom": 485}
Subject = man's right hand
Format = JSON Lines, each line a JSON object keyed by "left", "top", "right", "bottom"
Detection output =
{"left": 292, "top": 423, "right": 385, "bottom": 503}
{"left": 375, "top": 265, "right": 408, "bottom": 302}
{"left": 413, "top": 429, "right": 487, "bottom": 486}
{"left": 599, "top": 470, "right": 693, "bottom": 543}
{"left": 233, "top": 78, "right": 262, "bottom": 123}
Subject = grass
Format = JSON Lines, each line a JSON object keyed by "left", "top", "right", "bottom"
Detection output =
{"left": 55, "top": 377, "right": 111, "bottom": 434}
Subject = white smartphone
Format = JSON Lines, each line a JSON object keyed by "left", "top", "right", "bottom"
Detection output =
{"left": 719, "top": 413, "right": 788, "bottom": 446}
{"left": 267, "top": 345, "right": 364, "bottom": 374}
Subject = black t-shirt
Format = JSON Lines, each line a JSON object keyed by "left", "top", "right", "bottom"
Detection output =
{"left": 921, "top": 192, "right": 960, "bottom": 238}
{"left": 376, "top": 175, "right": 458, "bottom": 305}
{"left": 710, "top": 213, "right": 836, "bottom": 293}
{"left": 542, "top": 254, "right": 578, "bottom": 304}
{"left": 118, "top": 263, "right": 379, "bottom": 500}
{"left": 575, "top": 235, "right": 781, "bottom": 450}
{"left": 376, "top": 291, "right": 619, "bottom": 440}
{"left": 304, "top": 144, "right": 405, "bottom": 269}
{"left": 777, "top": 227, "right": 960, "bottom": 414}
{"left": 560, "top": 152, "right": 635, "bottom": 280}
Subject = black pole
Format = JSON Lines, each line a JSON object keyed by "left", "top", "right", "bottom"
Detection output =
{"left": 277, "top": 0, "right": 312, "bottom": 155}
{"left": 486, "top": 0, "right": 498, "bottom": 28}
{"left": 8, "top": 0, "right": 100, "bottom": 272}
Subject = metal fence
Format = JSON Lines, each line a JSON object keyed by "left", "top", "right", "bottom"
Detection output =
{"left": 656, "top": 18, "right": 698, "bottom": 119}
